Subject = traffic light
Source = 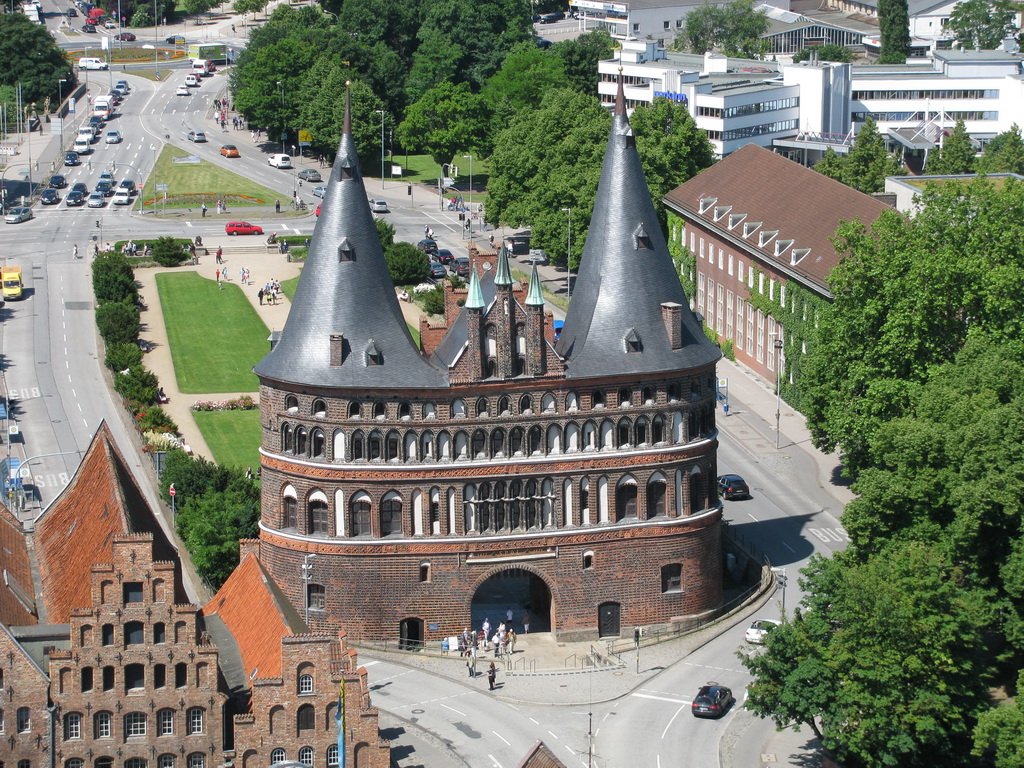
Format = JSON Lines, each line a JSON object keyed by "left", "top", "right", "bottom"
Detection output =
{"left": 95, "top": 220, "right": 100, "bottom": 228}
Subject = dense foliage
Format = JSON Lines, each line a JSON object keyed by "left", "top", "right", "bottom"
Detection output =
{"left": 792, "top": 44, "right": 853, "bottom": 63}
{"left": 945, "top": 0, "right": 1018, "bottom": 51}
{"left": 0, "top": 14, "right": 76, "bottom": 107}
{"left": 926, "top": 119, "right": 976, "bottom": 175}
{"left": 674, "top": 0, "right": 769, "bottom": 57}
{"left": 386, "top": 241, "right": 430, "bottom": 286}
{"left": 878, "top": 0, "right": 911, "bottom": 63}
{"left": 977, "top": 125, "right": 1024, "bottom": 175}
{"left": 151, "top": 236, "right": 191, "bottom": 268}
{"left": 813, "top": 118, "right": 903, "bottom": 193}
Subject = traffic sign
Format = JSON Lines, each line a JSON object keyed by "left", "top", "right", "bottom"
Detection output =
{"left": 169, "top": 483, "right": 176, "bottom": 497}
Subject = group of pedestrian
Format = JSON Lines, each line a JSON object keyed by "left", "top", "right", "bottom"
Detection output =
{"left": 120, "top": 240, "right": 140, "bottom": 256}
{"left": 215, "top": 198, "right": 229, "bottom": 215}
{"left": 259, "top": 279, "right": 281, "bottom": 305}
{"left": 250, "top": 128, "right": 265, "bottom": 143}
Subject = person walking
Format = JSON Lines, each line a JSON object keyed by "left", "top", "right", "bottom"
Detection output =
{"left": 258, "top": 288, "right": 264, "bottom": 305}
{"left": 468, "top": 645, "right": 477, "bottom": 678}
{"left": 275, "top": 199, "right": 281, "bottom": 213}
{"left": 201, "top": 202, "right": 208, "bottom": 218}
{"left": 215, "top": 268, "right": 221, "bottom": 287}
{"left": 481, "top": 618, "right": 491, "bottom": 649}
{"left": 73, "top": 244, "right": 79, "bottom": 259}
{"left": 522, "top": 611, "right": 531, "bottom": 634}
{"left": 487, "top": 662, "right": 497, "bottom": 691}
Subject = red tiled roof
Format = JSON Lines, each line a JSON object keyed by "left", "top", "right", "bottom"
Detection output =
{"left": 663, "top": 144, "right": 892, "bottom": 293}
{"left": 203, "top": 550, "right": 291, "bottom": 679}
{"left": 516, "top": 741, "right": 567, "bottom": 768}
{"left": 0, "top": 502, "right": 36, "bottom": 626}
{"left": 32, "top": 421, "right": 178, "bottom": 623}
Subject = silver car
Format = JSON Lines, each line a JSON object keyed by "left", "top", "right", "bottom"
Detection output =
{"left": 4, "top": 207, "right": 33, "bottom": 224}
{"left": 87, "top": 191, "right": 107, "bottom": 208}
{"left": 312, "top": 185, "right": 327, "bottom": 199}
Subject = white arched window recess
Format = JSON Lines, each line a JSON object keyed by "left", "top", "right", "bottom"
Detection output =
{"left": 545, "top": 424, "right": 561, "bottom": 455}
{"left": 332, "top": 429, "right": 346, "bottom": 462}
{"left": 581, "top": 476, "right": 591, "bottom": 525}
{"left": 463, "top": 484, "right": 477, "bottom": 532}
{"left": 413, "top": 489, "right": 424, "bottom": 536}
{"left": 566, "top": 391, "right": 579, "bottom": 411}
{"left": 335, "top": 488, "right": 346, "bottom": 536}
{"left": 597, "top": 476, "right": 609, "bottom": 524}
{"left": 423, "top": 401, "right": 437, "bottom": 419}
{"left": 541, "top": 393, "right": 556, "bottom": 413}
{"left": 404, "top": 431, "right": 418, "bottom": 462}
{"left": 562, "top": 478, "right": 574, "bottom": 526}
{"left": 284, "top": 394, "right": 299, "bottom": 413}
{"left": 451, "top": 399, "right": 467, "bottom": 417}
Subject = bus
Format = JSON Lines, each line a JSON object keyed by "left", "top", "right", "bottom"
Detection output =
{"left": 187, "top": 43, "right": 228, "bottom": 65}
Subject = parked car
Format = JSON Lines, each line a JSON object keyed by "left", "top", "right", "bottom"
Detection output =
{"left": 49, "top": 174, "right": 67, "bottom": 189}
{"left": 103, "top": 18, "right": 116, "bottom": 28}
{"left": 744, "top": 619, "right": 781, "bottom": 645}
{"left": 67, "top": 7, "right": 77, "bottom": 16}
{"left": 539, "top": 11, "right": 562, "bottom": 23}
{"left": 64, "top": 151, "right": 80, "bottom": 167}
{"left": 436, "top": 248, "right": 454, "bottom": 265}
{"left": 219, "top": 144, "right": 240, "bottom": 158}
{"left": 175, "top": 86, "right": 190, "bottom": 96}
{"left": 118, "top": 179, "right": 136, "bottom": 195}
{"left": 40, "top": 189, "right": 61, "bottom": 205}
{"left": 296, "top": 168, "right": 322, "bottom": 183}
{"left": 369, "top": 199, "right": 389, "bottom": 213}
{"left": 65, "top": 190, "right": 86, "bottom": 207}
{"left": 4, "top": 207, "right": 33, "bottom": 224}
{"left": 98, "top": 172, "right": 114, "bottom": 185}
{"left": 417, "top": 238, "right": 438, "bottom": 256}
{"left": 268, "top": 153, "right": 292, "bottom": 169}
{"left": 81, "top": 22, "right": 96, "bottom": 32}
{"left": 717, "top": 474, "right": 750, "bottom": 500}
{"left": 114, "top": 31, "right": 135, "bottom": 40}
{"left": 453, "top": 256, "right": 471, "bottom": 278}
{"left": 165, "top": 34, "right": 185, "bottom": 44}
{"left": 225, "top": 221, "right": 263, "bottom": 236}
{"left": 104, "top": 130, "right": 122, "bottom": 144}
{"left": 311, "top": 185, "right": 327, "bottom": 199}
{"left": 187, "top": 130, "right": 207, "bottom": 143}
{"left": 691, "top": 684, "right": 734, "bottom": 719}
{"left": 429, "top": 262, "right": 447, "bottom": 280}
{"left": 71, "top": 182, "right": 89, "bottom": 196}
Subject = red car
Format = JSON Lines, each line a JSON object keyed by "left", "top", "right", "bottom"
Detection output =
{"left": 225, "top": 221, "right": 263, "bottom": 236}
{"left": 114, "top": 32, "right": 136, "bottom": 41}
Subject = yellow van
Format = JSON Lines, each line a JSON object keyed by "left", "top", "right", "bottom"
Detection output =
{"left": 2, "top": 265, "right": 23, "bottom": 301}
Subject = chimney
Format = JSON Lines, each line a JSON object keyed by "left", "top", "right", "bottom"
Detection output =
{"left": 661, "top": 302, "right": 683, "bottom": 350}
{"left": 330, "top": 333, "right": 345, "bottom": 367}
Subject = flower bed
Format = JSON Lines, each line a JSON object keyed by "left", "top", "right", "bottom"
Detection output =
{"left": 191, "top": 395, "right": 257, "bottom": 412}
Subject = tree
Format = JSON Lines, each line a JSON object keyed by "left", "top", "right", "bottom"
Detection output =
{"left": 95, "top": 300, "right": 140, "bottom": 346}
{"left": 385, "top": 242, "right": 429, "bottom": 286}
{"left": 973, "top": 670, "right": 1024, "bottom": 768}
{"left": 375, "top": 217, "right": 395, "bottom": 250}
{"left": 232, "top": 0, "right": 264, "bottom": 16}
{"left": 792, "top": 43, "right": 853, "bottom": 63}
{"left": 176, "top": 477, "right": 260, "bottom": 588}
{"left": 151, "top": 236, "right": 189, "bottom": 267}
{"left": 977, "top": 125, "right": 1024, "bottom": 175}
{"left": 482, "top": 41, "right": 566, "bottom": 120}
{"left": 676, "top": 0, "right": 769, "bottom": 57}
{"left": 926, "top": 119, "right": 976, "bottom": 175}
{"left": 813, "top": 117, "right": 903, "bottom": 194}
{"left": 179, "top": 0, "right": 216, "bottom": 19}
{"left": 92, "top": 251, "right": 139, "bottom": 305}
{"left": 878, "top": 0, "right": 911, "bottom": 63}
{"left": 554, "top": 30, "right": 615, "bottom": 94}
{"left": 0, "top": 14, "right": 76, "bottom": 106}
{"left": 296, "top": 64, "right": 384, "bottom": 167}
{"left": 945, "top": 0, "right": 1018, "bottom": 51}
{"left": 397, "top": 81, "right": 491, "bottom": 164}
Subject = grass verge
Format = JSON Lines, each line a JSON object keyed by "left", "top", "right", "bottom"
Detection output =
{"left": 143, "top": 145, "right": 282, "bottom": 210}
{"left": 155, "top": 271, "right": 268, "bottom": 393}
{"left": 193, "top": 409, "right": 262, "bottom": 470}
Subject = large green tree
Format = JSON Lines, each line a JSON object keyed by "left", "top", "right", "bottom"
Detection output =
{"left": 977, "top": 125, "right": 1024, "bottom": 175}
{"left": 813, "top": 117, "right": 903, "bottom": 194}
{"left": 481, "top": 41, "right": 566, "bottom": 123}
{"left": 554, "top": 30, "right": 615, "bottom": 95}
{"left": 878, "top": 0, "right": 911, "bottom": 63}
{"left": 974, "top": 669, "right": 1024, "bottom": 767}
{"left": 675, "top": 0, "right": 769, "bottom": 57}
{"left": 792, "top": 43, "right": 853, "bottom": 63}
{"left": 0, "top": 14, "right": 76, "bottom": 107}
{"left": 397, "top": 80, "right": 491, "bottom": 164}
{"left": 926, "top": 119, "right": 976, "bottom": 175}
{"left": 945, "top": 0, "right": 1018, "bottom": 51}
{"left": 296, "top": 62, "right": 385, "bottom": 167}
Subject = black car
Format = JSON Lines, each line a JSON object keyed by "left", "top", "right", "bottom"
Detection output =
{"left": 296, "top": 169, "right": 322, "bottom": 182}
{"left": 82, "top": 22, "right": 96, "bottom": 32}
{"left": 71, "top": 182, "right": 89, "bottom": 196}
{"left": 417, "top": 238, "right": 439, "bottom": 256}
{"left": 65, "top": 190, "right": 86, "bottom": 207}
{"left": 67, "top": 7, "right": 77, "bottom": 16}
{"left": 95, "top": 180, "right": 114, "bottom": 197}
{"left": 717, "top": 474, "right": 750, "bottom": 500}
{"left": 40, "top": 189, "right": 61, "bottom": 205}
{"left": 539, "top": 12, "right": 562, "bottom": 23}
{"left": 691, "top": 684, "right": 734, "bottom": 719}
{"left": 436, "top": 248, "right": 454, "bottom": 265}
{"left": 89, "top": 115, "right": 105, "bottom": 131}
{"left": 49, "top": 174, "right": 67, "bottom": 189}
{"left": 64, "top": 151, "right": 80, "bottom": 167}
{"left": 165, "top": 34, "right": 185, "bottom": 44}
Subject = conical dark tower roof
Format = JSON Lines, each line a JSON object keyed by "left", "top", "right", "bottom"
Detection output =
{"left": 555, "top": 76, "right": 719, "bottom": 378}
{"left": 254, "top": 90, "right": 446, "bottom": 389}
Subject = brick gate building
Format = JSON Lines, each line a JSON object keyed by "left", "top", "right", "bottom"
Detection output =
{"left": 253, "top": 82, "right": 725, "bottom": 644}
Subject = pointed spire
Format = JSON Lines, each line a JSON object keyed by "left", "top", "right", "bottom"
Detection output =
{"left": 495, "top": 243, "right": 512, "bottom": 286}
{"left": 465, "top": 267, "right": 485, "bottom": 309}
{"left": 342, "top": 80, "right": 351, "bottom": 135}
{"left": 614, "top": 67, "right": 626, "bottom": 117}
{"left": 526, "top": 264, "right": 544, "bottom": 306}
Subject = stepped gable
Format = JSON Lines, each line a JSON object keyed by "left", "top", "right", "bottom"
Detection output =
{"left": 203, "top": 548, "right": 306, "bottom": 680}
{"left": 0, "top": 502, "right": 36, "bottom": 626}
{"left": 555, "top": 75, "right": 719, "bottom": 378}
{"left": 663, "top": 143, "right": 891, "bottom": 294}
{"left": 254, "top": 87, "right": 446, "bottom": 390}
{"left": 32, "top": 421, "right": 180, "bottom": 624}
{"left": 516, "top": 741, "right": 568, "bottom": 768}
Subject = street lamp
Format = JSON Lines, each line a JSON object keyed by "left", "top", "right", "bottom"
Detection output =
{"left": 277, "top": 81, "right": 285, "bottom": 154}
{"left": 560, "top": 206, "right": 572, "bottom": 299}
{"left": 57, "top": 78, "right": 67, "bottom": 153}
{"left": 375, "top": 109, "right": 385, "bottom": 188}
{"left": 772, "top": 333, "right": 784, "bottom": 449}
{"left": 462, "top": 153, "right": 473, "bottom": 208}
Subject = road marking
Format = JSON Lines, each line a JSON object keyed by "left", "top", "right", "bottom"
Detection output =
{"left": 441, "top": 703, "right": 466, "bottom": 717}
{"left": 748, "top": 512, "right": 759, "bottom": 522}
{"left": 547, "top": 730, "right": 559, "bottom": 740}
{"left": 809, "top": 526, "right": 849, "bottom": 542}
{"left": 632, "top": 693, "right": 689, "bottom": 704}
{"left": 488, "top": 755, "right": 502, "bottom": 768}
{"left": 660, "top": 704, "right": 687, "bottom": 739}
{"left": 360, "top": 661, "right": 379, "bottom": 667}
{"left": 528, "top": 717, "right": 539, "bottom": 725}
{"left": 491, "top": 730, "right": 510, "bottom": 746}
{"left": 782, "top": 540, "right": 795, "bottom": 552}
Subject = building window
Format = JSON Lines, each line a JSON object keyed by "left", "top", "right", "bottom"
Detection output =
{"left": 661, "top": 564, "right": 682, "bottom": 593}
{"left": 66, "top": 760, "right": 84, "bottom": 768}
{"left": 583, "top": 551, "right": 594, "bottom": 570}
{"left": 94, "top": 711, "right": 112, "bottom": 738}
{"left": 187, "top": 707, "right": 204, "bottom": 735}
{"left": 297, "top": 704, "right": 315, "bottom": 731}
{"left": 327, "top": 745, "right": 340, "bottom": 767}
{"left": 187, "top": 755, "right": 205, "bottom": 768}
{"left": 154, "top": 663, "right": 166, "bottom": 688}
{"left": 123, "top": 581, "right": 143, "bottom": 603}
{"left": 175, "top": 662, "right": 188, "bottom": 688}
{"left": 299, "top": 747, "right": 314, "bottom": 766}
{"left": 309, "top": 498, "right": 329, "bottom": 534}
{"left": 158, "top": 708, "right": 174, "bottom": 736}
{"left": 125, "top": 620, "right": 144, "bottom": 645}
{"left": 17, "top": 706, "right": 30, "bottom": 732}
{"left": 125, "top": 663, "right": 144, "bottom": 691}
{"left": 81, "top": 666, "right": 93, "bottom": 692}
{"left": 158, "top": 756, "right": 176, "bottom": 768}
{"left": 381, "top": 497, "right": 403, "bottom": 536}
{"left": 307, "top": 583, "right": 326, "bottom": 612}
{"left": 419, "top": 562, "right": 431, "bottom": 582}
{"left": 284, "top": 496, "right": 298, "bottom": 529}
{"left": 64, "top": 712, "right": 82, "bottom": 740}
{"left": 154, "top": 621, "right": 166, "bottom": 643}
{"left": 312, "top": 398, "right": 327, "bottom": 417}
{"left": 271, "top": 749, "right": 286, "bottom": 763}
{"left": 351, "top": 498, "right": 371, "bottom": 536}
{"left": 127, "top": 761, "right": 147, "bottom": 768}
{"left": 124, "top": 711, "right": 147, "bottom": 737}
{"left": 101, "top": 624, "right": 114, "bottom": 646}
{"left": 299, "top": 673, "right": 315, "bottom": 695}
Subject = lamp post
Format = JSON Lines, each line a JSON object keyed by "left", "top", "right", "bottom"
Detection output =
{"left": 277, "top": 81, "right": 285, "bottom": 154}
{"left": 561, "top": 206, "right": 572, "bottom": 298}
{"left": 772, "top": 333, "right": 784, "bottom": 449}
{"left": 462, "top": 153, "right": 473, "bottom": 208}
{"left": 57, "top": 78, "right": 67, "bottom": 153}
{"left": 375, "top": 109, "right": 385, "bottom": 188}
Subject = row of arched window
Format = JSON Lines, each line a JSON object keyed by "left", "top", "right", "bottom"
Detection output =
{"left": 63, "top": 758, "right": 207, "bottom": 768}
{"left": 61, "top": 707, "right": 206, "bottom": 742}
{"left": 280, "top": 407, "right": 716, "bottom": 464}
{"left": 279, "top": 377, "right": 717, "bottom": 422}
{"left": 276, "top": 467, "right": 715, "bottom": 539}
{"left": 57, "top": 661, "right": 207, "bottom": 695}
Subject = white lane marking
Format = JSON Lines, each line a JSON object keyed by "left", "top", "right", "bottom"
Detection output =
{"left": 547, "top": 730, "right": 559, "bottom": 740}
{"left": 491, "top": 730, "right": 510, "bottom": 746}
{"left": 360, "top": 661, "right": 380, "bottom": 667}
{"left": 529, "top": 717, "right": 539, "bottom": 724}
{"left": 441, "top": 703, "right": 466, "bottom": 717}
{"left": 488, "top": 755, "right": 502, "bottom": 768}
{"left": 660, "top": 704, "right": 687, "bottom": 740}
{"left": 632, "top": 692, "right": 689, "bottom": 704}
{"left": 748, "top": 513, "right": 759, "bottom": 522}
{"left": 782, "top": 540, "right": 795, "bottom": 552}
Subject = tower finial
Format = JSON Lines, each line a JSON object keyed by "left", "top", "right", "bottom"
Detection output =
{"left": 343, "top": 80, "right": 352, "bottom": 134}
{"left": 614, "top": 68, "right": 626, "bottom": 117}
{"left": 495, "top": 243, "right": 512, "bottom": 286}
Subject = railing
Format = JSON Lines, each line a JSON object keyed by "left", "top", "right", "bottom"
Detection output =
{"left": 793, "top": 129, "right": 855, "bottom": 146}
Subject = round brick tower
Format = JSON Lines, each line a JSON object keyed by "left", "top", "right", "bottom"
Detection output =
{"left": 253, "top": 83, "right": 724, "bottom": 644}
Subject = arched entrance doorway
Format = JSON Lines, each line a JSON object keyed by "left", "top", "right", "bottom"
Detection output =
{"left": 399, "top": 618, "right": 423, "bottom": 649}
{"left": 471, "top": 568, "right": 552, "bottom": 634}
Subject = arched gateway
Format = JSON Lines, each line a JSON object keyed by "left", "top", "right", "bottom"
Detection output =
{"left": 471, "top": 568, "right": 552, "bottom": 634}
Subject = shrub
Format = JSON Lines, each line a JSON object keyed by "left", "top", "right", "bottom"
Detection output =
{"left": 96, "top": 300, "right": 141, "bottom": 346}
{"left": 92, "top": 251, "right": 139, "bottom": 306}
{"left": 114, "top": 365, "right": 159, "bottom": 404}
{"left": 420, "top": 285, "right": 445, "bottom": 316}
{"left": 386, "top": 241, "right": 430, "bottom": 286}
{"left": 721, "top": 339, "right": 735, "bottom": 361}
{"left": 151, "top": 236, "right": 190, "bottom": 267}
{"left": 135, "top": 405, "right": 177, "bottom": 433}
{"left": 104, "top": 341, "right": 143, "bottom": 372}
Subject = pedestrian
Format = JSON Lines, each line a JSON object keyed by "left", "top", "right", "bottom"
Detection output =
{"left": 522, "top": 611, "right": 530, "bottom": 634}
{"left": 231, "top": 23, "right": 235, "bottom": 32}
{"left": 508, "top": 629, "right": 517, "bottom": 654}
{"left": 215, "top": 247, "right": 223, "bottom": 264}
{"left": 467, "top": 645, "right": 477, "bottom": 678}
{"left": 258, "top": 288, "right": 264, "bottom": 305}
{"left": 506, "top": 607, "right": 514, "bottom": 624}
{"left": 239, "top": 267, "right": 245, "bottom": 284}
{"left": 481, "top": 618, "right": 491, "bottom": 649}
{"left": 215, "top": 268, "right": 221, "bottom": 285}
{"left": 275, "top": 199, "right": 281, "bottom": 213}
{"left": 487, "top": 662, "right": 497, "bottom": 690}
{"left": 73, "top": 244, "right": 79, "bottom": 259}
{"left": 201, "top": 202, "right": 208, "bottom": 218}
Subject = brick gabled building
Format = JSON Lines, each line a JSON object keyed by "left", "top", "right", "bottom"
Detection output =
{"left": 252, "top": 81, "right": 725, "bottom": 645}
{"left": 204, "top": 545, "right": 389, "bottom": 768}
{"left": 0, "top": 621, "right": 52, "bottom": 761}
{"left": 663, "top": 144, "right": 891, "bottom": 389}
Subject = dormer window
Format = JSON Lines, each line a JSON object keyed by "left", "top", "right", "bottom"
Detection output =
{"left": 632, "top": 223, "right": 652, "bottom": 251}
{"left": 712, "top": 205, "right": 731, "bottom": 222}
{"left": 758, "top": 230, "right": 778, "bottom": 248}
{"left": 339, "top": 156, "right": 355, "bottom": 180}
{"left": 624, "top": 328, "right": 642, "bottom": 353}
{"left": 338, "top": 237, "right": 355, "bottom": 262}
{"left": 774, "top": 239, "right": 793, "bottom": 257}
{"left": 365, "top": 340, "right": 383, "bottom": 366}
{"left": 727, "top": 213, "right": 746, "bottom": 230}
{"left": 698, "top": 197, "right": 717, "bottom": 215}
{"left": 743, "top": 221, "right": 762, "bottom": 238}
{"left": 791, "top": 247, "right": 810, "bottom": 265}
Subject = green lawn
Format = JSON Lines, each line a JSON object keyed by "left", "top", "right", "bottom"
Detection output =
{"left": 156, "top": 272, "right": 269, "bottom": 393}
{"left": 193, "top": 409, "right": 262, "bottom": 470}
{"left": 143, "top": 145, "right": 283, "bottom": 210}
{"left": 386, "top": 153, "right": 490, "bottom": 192}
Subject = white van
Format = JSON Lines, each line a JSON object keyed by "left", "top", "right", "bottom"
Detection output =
{"left": 191, "top": 59, "right": 212, "bottom": 76}
{"left": 93, "top": 96, "right": 112, "bottom": 119}
{"left": 77, "top": 126, "right": 96, "bottom": 142}
{"left": 184, "top": 74, "right": 200, "bottom": 87}
{"left": 72, "top": 136, "right": 92, "bottom": 155}
{"left": 268, "top": 154, "right": 292, "bottom": 169}
{"left": 78, "top": 57, "right": 108, "bottom": 71}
